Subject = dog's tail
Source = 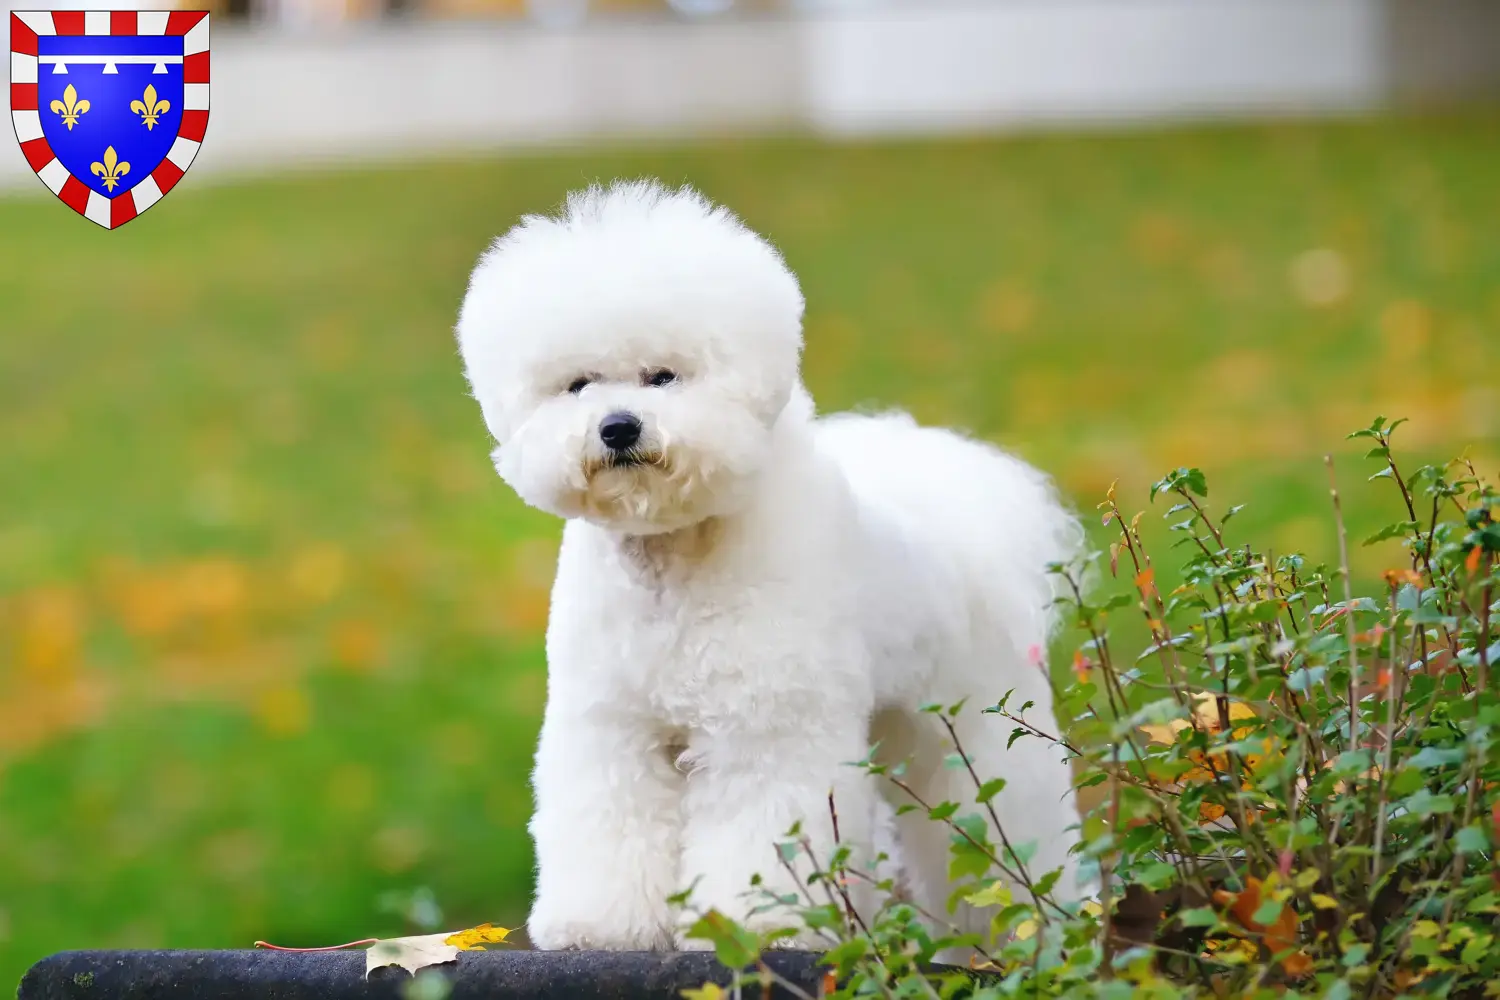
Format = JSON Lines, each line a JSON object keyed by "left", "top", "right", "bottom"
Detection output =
{"left": 814, "top": 410, "right": 1090, "bottom": 955}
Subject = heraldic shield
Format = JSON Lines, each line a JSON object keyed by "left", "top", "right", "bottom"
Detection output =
{"left": 10, "top": 10, "right": 209, "bottom": 229}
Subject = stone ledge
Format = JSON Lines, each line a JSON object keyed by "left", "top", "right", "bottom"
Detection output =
{"left": 18, "top": 949, "right": 846, "bottom": 999}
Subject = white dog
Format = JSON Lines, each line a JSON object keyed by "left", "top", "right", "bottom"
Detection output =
{"left": 455, "top": 181, "right": 1086, "bottom": 955}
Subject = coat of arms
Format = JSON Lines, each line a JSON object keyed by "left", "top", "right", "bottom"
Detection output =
{"left": 10, "top": 10, "right": 209, "bottom": 229}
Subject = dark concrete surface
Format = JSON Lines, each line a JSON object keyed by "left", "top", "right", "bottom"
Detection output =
{"left": 18, "top": 949, "right": 843, "bottom": 999}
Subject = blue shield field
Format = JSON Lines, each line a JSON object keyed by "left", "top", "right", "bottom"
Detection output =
{"left": 36, "top": 34, "right": 186, "bottom": 199}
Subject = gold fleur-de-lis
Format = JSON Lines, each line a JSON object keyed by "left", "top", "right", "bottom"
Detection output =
{"left": 50, "top": 83, "right": 89, "bottom": 130}
{"left": 90, "top": 146, "right": 130, "bottom": 192}
{"left": 129, "top": 85, "right": 170, "bottom": 130}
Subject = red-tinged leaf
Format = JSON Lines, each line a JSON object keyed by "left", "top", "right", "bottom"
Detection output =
{"left": 1136, "top": 568, "right": 1157, "bottom": 599}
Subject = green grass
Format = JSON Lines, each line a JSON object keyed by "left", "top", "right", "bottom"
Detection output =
{"left": 1, "top": 114, "right": 1498, "bottom": 989}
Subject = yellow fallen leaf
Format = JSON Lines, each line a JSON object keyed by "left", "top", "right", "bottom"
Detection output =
{"left": 1140, "top": 719, "right": 1190, "bottom": 746}
{"left": 1190, "top": 693, "right": 1257, "bottom": 730}
{"left": 681, "top": 983, "right": 728, "bottom": 1000}
{"left": 443, "top": 922, "right": 510, "bottom": 950}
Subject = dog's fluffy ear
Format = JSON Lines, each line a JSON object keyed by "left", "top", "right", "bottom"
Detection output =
{"left": 453, "top": 179, "right": 805, "bottom": 444}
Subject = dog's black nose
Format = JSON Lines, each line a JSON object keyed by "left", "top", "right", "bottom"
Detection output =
{"left": 599, "top": 412, "right": 642, "bottom": 452}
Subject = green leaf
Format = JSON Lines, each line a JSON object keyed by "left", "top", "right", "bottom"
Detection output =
{"left": 1403, "top": 789, "right": 1456, "bottom": 817}
{"left": 948, "top": 815, "right": 996, "bottom": 881}
{"left": 1031, "top": 868, "right": 1061, "bottom": 897}
{"left": 821, "top": 936, "right": 868, "bottom": 969}
{"left": 976, "top": 778, "right": 1007, "bottom": 804}
{"left": 928, "top": 801, "right": 959, "bottom": 821}
{"left": 1330, "top": 749, "right": 1374, "bottom": 777}
{"left": 1363, "top": 521, "right": 1418, "bottom": 546}
{"left": 1406, "top": 746, "right": 1465, "bottom": 770}
{"left": 683, "top": 911, "right": 759, "bottom": 969}
{"left": 1396, "top": 583, "right": 1422, "bottom": 612}
{"left": 1177, "top": 907, "right": 1220, "bottom": 929}
{"left": 1132, "top": 861, "right": 1177, "bottom": 890}
{"left": 1455, "top": 825, "right": 1490, "bottom": 853}
{"left": 1251, "top": 898, "right": 1284, "bottom": 926}
{"left": 1388, "top": 767, "right": 1425, "bottom": 796}
{"left": 1005, "top": 840, "right": 1038, "bottom": 868}
{"left": 1287, "top": 665, "right": 1326, "bottom": 693}
{"left": 948, "top": 843, "right": 991, "bottom": 883}
{"left": 965, "top": 881, "right": 1012, "bottom": 908}
{"left": 799, "top": 902, "right": 843, "bottom": 930}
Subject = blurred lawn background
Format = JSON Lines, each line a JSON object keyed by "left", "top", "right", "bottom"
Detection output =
{"left": 2, "top": 114, "right": 1499, "bottom": 989}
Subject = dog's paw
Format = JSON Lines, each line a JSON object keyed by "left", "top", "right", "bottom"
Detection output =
{"left": 527, "top": 903, "right": 674, "bottom": 951}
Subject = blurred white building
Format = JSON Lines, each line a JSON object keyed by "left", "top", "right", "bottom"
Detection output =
{"left": 4, "top": 0, "right": 1498, "bottom": 189}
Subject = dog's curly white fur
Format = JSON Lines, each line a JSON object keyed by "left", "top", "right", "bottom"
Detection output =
{"left": 455, "top": 181, "right": 1087, "bottom": 955}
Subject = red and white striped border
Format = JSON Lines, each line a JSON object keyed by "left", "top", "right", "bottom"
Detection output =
{"left": 10, "top": 10, "right": 209, "bottom": 229}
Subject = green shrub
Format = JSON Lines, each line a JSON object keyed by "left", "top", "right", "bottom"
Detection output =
{"left": 685, "top": 418, "right": 1499, "bottom": 999}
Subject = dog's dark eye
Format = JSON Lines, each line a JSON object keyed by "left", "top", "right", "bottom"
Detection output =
{"left": 643, "top": 368, "right": 677, "bottom": 388}
{"left": 566, "top": 376, "right": 592, "bottom": 395}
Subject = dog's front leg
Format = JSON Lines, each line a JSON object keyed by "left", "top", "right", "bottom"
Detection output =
{"left": 675, "top": 721, "right": 878, "bottom": 949}
{"left": 527, "top": 703, "right": 684, "bottom": 950}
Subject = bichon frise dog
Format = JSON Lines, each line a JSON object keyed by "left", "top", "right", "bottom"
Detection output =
{"left": 454, "top": 181, "right": 1086, "bottom": 954}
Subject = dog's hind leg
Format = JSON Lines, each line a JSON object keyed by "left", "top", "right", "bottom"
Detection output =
{"left": 880, "top": 692, "right": 1085, "bottom": 966}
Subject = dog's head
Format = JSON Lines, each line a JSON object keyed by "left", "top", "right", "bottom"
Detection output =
{"left": 455, "top": 181, "right": 805, "bottom": 534}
